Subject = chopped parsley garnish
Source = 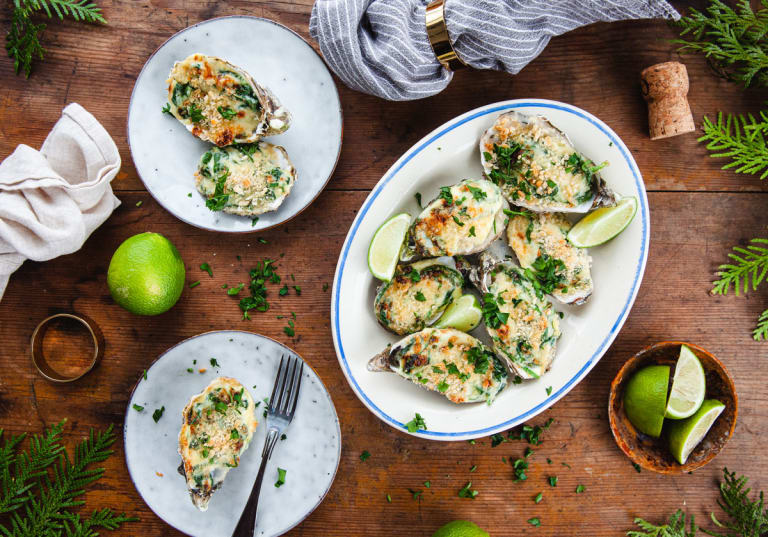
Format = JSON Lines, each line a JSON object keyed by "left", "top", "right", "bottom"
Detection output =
{"left": 437, "top": 380, "right": 449, "bottom": 393}
{"left": 414, "top": 291, "right": 426, "bottom": 302}
{"left": 458, "top": 482, "right": 478, "bottom": 499}
{"left": 279, "top": 285, "right": 289, "bottom": 296}
{"left": 218, "top": 105, "right": 237, "bottom": 119}
{"left": 386, "top": 494, "right": 391, "bottom": 503}
{"left": 410, "top": 489, "right": 422, "bottom": 500}
{"left": 452, "top": 215, "right": 465, "bottom": 227}
{"left": 360, "top": 450, "right": 371, "bottom": 462}
{"left": 548, "top": 476, "right": 558, "bottom": 487}
{"left": 142, "top": 369, "right": 147, "bottom": 380}
{"left": 230, "top": 429, "right": 240, "bottom": 440}
{"left": 576, "top": 484, "right": 585, "bottom": 493}
{"left": 210, "top": 358, "right": 220, "bottom": 367}
{"left": 468, "top": 226, "right": 476, "bottom": 237}
{"left": 528, "top": 517, "right": 541, "bottom": 527}
{"left": 205, "top": 168, "right": 230, "bottom": 211}
{"left": 188, "top": 280, "right": 201, "bottom": 288}
{"left": 491, "top": 434, "right": 506, "bottom": 447}
{"left": 187, "top": 103, "right": 204, "bottom": 123}
{"left": 161, "top": 102, "right": 172, "bottom": 115}
{"left": 234, "top": 143, "right": 259, "bottom": 161}
{"left": 438, "top": 186, "right": 453, "bottom": 205}
{"left": 513, "top": 458, "right": 529, "bottom": 481}
{"left": 508, "top": 418, "right": 554, "bottom": 445}
{"left": 239, "top": 258, "right": 282, "bottom": 319}
{"left": 482, "top": 293, "right": 509, "bottom": 328}
{"left": 200, "top": 263, "right": 213, "bottom": 277}
{"left": 293, "top": 285, "right": 301, "bottom": 295}
{"left": 414, "top": 192, "right": 422, "bottom": 208}
{"left": 152, "top": 406, "right": 165, "bottom": 423}
{"left": 561, "top": 462, "right": 571, "bottom": 469}
{"left": 135, "top": 200, "right": 142, "bottom": 207}
{"left": 228, "top": 283, "right": 245, "bottom": 296}
{"left": 252, "top": 217, "right": 259, "bottom": 227}
{"left": 132, "top": 404, "right": 144, "bottom": 412}
{"left": 424, "top": 481, "right": 431, "bottom": 488}
{"left": 564, "top": 152, "right": 607, "bottom": 188}
{"left": 524, "top": 254, "right": 567, "bottom": 298}
{"left": 466, "top": 184, "right": 487, "bottom": 200}
{"left": 214, "top": 401, "right": 228, "bottom": 414}
{"left": 465, "top": 347, "right": 490, "bottom": 374}
{"left": 633, "top": 462, "right": 642, "bottom": 473}
{"left": 470, "top": 465, "right": 477, "bottom": 472}
{"left": 407, "top": 268, "right": 421, "bottom": 282}
{"left": 275, "top": 467, "right": 287, "bottom": 488}
{"left": 405, "top": 413, "right": 427, "bottom": 433}
{"left": 186, "top": 368, "right": 193, "bottom": 373}
{"left": 546, "top": 386, "right": 553, "bottom": 395}
{"left": 534, "top": 492, "right": 543, "bottom": 503}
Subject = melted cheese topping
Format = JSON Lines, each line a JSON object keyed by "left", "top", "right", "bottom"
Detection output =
{"left": 178, "top": 377, "right": 258, "bottom": 511}
{"left": 482, "top": 112, "right": 599, "bottom": 210}
{"left": 506, "top": 212, "right": 593, "bottom": 302}
{"left": 485, "top": 266, "right": 561, "bottom": 378}
{"left": 411, "top": 179, "right": 505, "bottom": 257}
{"left": 195, "top": 142, "right": 295, "bottom": 216}
{"left": 374, "top": 264, "right": 463, "bottom": 335}
{"left": 388, "top": 328, "right": 507, "bottom": 404}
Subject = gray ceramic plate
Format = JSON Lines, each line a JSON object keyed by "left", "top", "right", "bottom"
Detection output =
{"left": 127, "top": 16, "right": 343, "bottom": 232}
{"left": 124, "top": 331, "right": 341, "bottom": 537}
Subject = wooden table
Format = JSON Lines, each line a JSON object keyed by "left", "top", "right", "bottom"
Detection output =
{"left": 1, "top": 1, "right": 767, "bottom": 535}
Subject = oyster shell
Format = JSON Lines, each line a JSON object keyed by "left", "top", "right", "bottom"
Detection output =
{"left": 408, "top": 179, "right": 508, "bottom": 258}
{"left": 479, "top": 111, "right": 615, "bottom": 212}
{"left": 166, "top": 53, "right": 291, "bottom": 146}
{"left": 368, "top": 328, "right": 508, "bottom": 404}
{"left": 374, "top": 260, "right": 463, "bottom": 336}
{"left": 506, "top": 211, "right": 593, "bottom": 305}
{"left": 459, "top": 253, "right": 562, "bottom": 379}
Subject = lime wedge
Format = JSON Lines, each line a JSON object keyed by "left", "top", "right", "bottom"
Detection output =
{"left": 623, "top": 365, "right": 669, "bottom": 438}
{"left": 667, "top": 399, "right": 725, "bottom": 464}
{"left": 368, "top": 213, "right": 411, "bottom": 281}
{"left": 567, "top": 196, "right": 638, "bottom": 248}
{"left": 665, "top": 345, "right": 706, "bottom": 419}
{"left": 434, "top": 294, "right": 482, "bottom": 332}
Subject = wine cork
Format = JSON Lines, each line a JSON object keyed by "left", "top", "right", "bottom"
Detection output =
{"left": 640, "top": 61, "right": 695, "bottom": 140}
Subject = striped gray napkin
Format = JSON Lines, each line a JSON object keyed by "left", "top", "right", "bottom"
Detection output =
{"left": 309, "top": 0, "right": 679, "bottom": 101}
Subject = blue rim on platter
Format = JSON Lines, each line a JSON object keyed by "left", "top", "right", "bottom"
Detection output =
{"left": 331, "top": 99, "right": 650, "bottom": 440}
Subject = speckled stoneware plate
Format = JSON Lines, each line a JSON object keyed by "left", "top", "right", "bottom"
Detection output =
{"left": 127, "top": 16, "right": 342, "bottom": 232}
{"left": 124, "top": 331, "right": 341, "bottom": 536}
{"left": 332, "top": 99, "right": 650, "bottom": 441}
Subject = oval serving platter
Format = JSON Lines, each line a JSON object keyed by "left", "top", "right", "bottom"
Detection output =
{"left": 331, "top": 99, "right": 650, "bottom": 441}
{"left": 127, "top": 16, "right": 343, "bottom": 233}
{"left": 124, "top": 331, "right": 341, "bottom": 536}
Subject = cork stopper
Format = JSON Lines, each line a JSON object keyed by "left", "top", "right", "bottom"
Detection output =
{"left": 640, "top": 61, "right": 695, "bottom": 140}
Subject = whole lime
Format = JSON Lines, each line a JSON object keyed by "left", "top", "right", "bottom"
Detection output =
{"left": 107, "top": 232, "right": 185, "bottom": 316}
{"left": 432, "top": 520, "right": 490, "bottom": 537}
{"left": 623, "top": 364, "right": 670, "bottom": 438}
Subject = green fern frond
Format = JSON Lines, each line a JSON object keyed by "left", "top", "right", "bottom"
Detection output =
{"left": 15, "top": 0, "right": 105, "bottom": 23}
{"left": 628, "top": 509, "right": 697, "bottom": 537}
{"left": 703, "top": 468, "right": 768, "bottom": 536}
{"left": 699, "top": 112, "right": 768, "bottom": 179}
{"left": 712, "top": 238, "right": 768, "bottom": 295}
{"left": 754, "top": 309, "right": 768, "bottom": 341}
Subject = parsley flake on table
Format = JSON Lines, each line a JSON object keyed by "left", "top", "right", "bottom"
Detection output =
{"left": 512, "top": 458, "right": 529, "bottom": 481}
{"left": 405, "top": 413, "right": 427, "bottom": 432}
{"left": 135, "top": 200, "right": 142, "bottom": 207}
{"left": 228, "top": 283, "right": 245, "bottom": 296}
{"left": 200, "top": 262, "right": 213, "bottom": 277}
{"left": 458, "top": 482, "right": 478, "bottom": 499}
{"left": 275, "top": 467, "right": 287, "bottom": 488}
{"left": 293, "top": 285, "right": 301, "bottom": 295}
{"left": 322, "top": 283, "right": 329, "bottom": 292}
{"left": 470, "top": 465, "right": 477, "bottom": 472}
{"left": 424, "top": 481, "right": 431, "bottom": 488}
{"left": 360, "top": 450, "right": 371, "bottom": 462}
{"left": 534, "top": 492, "right": 543, "bottom": 503}
{"left": 132, "top": 404, "right": 144, "bottom": 412}
{"left": 279, "top": 285, "right": 289, "bottom": 296}
{"left": 283, "top": 319, "right": 295, "bottom": 337}
{"left": 576, "top": 484, "right": 586, "bottom": 493}
{"left": 386, "top": 494, "right": 391, "bottom": 503}
{"left": 528, "top": 517, "right": 541, "bottom": 527}
{"left": 409, "top": 489, "right": 422, "bottom": 500}
{"left": 210, "top": 358, "right": 220, "bottom": 367}
{"left": 633, "top": 462, "right": 642, "bottom": 473}
{"left": 188, "top": 280, "right": 201, "bottom": 288}
{"left": 548, "top": 476, "right": 558, "bottom": 487}
{"left": 152, "top": 406, "right": 165, "bottom": 423}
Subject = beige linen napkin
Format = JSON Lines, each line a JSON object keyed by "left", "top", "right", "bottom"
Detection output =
{"left": 0, "top": 103, "right": 121, "bottom": 300}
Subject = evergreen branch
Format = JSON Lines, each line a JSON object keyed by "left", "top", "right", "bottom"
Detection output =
{"left": 16, "top": 0, "right": 106, "bottom": 23}
{"left": 699, "top": 112, "right": 768, "bottom": 179}
{"left": 628, "top": 510, "right": 698, "bottom": 537}
{"left": 674, "top": 0, "right": 768, "bottom": 87}
{"left": 712, "top": 238, "right": 768, "bottom": 296}
{"left": 754, "top": 309, "right": 768, "bottom": 341}
{"left": 703, "top": 468, "right": 768, "bottom": 536}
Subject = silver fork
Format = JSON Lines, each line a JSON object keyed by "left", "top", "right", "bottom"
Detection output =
{"left": 232, "top": 354, "right": 304, "bottom": 537}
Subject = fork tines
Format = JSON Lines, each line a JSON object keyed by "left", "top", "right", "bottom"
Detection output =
{"left": 268, "top": 354, "right": 303, "bottom": 420}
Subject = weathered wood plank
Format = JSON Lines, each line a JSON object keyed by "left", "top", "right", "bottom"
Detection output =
{"left": 0, "top": 190, "right": 766, "bottom": 536}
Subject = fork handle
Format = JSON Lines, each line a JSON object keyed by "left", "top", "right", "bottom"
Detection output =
{"left": 232, "top": 427, "right": 280, "bottom": 537}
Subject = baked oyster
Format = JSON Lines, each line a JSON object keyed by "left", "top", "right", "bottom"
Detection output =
{"left": 165, "top": 53, "right": 290, "bottom": 146}
{"left": 195, "top": 142, "right": 296, "bottom": 216}
{"left": 409, "top": 179, "right": 508, "bottom": 258}
{"left": 368, "top": 328, "right": 508, "bottom": 404}
{"left": 460, "top": 254, "right": 562, "bottom": 379}
{"left": 480, "top": 111, "right": 615, "bottom": 212}
{"left": 506, "top": 211, "right": 593, "bottom": 305}
{"left": 374, "top": 260, "right": 463, "bottom": 336}
{"left": 178, "top": 377, "right": 259, "bottom": 511}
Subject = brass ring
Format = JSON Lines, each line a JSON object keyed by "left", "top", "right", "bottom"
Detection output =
{"left": 30, "top": 313, "right": 104, "bottom": 383}
{"left": 425, "top": 0, "right": 466, "bottom": 72}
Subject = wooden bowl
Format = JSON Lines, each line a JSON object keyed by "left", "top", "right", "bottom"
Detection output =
{"left": 608, "top": 341, "right": 737, "bottom": 474}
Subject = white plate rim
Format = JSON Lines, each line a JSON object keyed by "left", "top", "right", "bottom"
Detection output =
{"left": 330, "top": 99, "right": 650, "bottom": 440}
{"left": 126, "top": 15, "right": 343, "bottom": 233}
{"left": 122, "top": 329, "right": 342, "bottom": 535}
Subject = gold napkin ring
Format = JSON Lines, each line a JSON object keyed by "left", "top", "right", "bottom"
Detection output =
{"left": 30, "top": 313, "right": 104, "bottom": 383}
{"left": 426, "top": 0, "right": 466, "bottom": 72}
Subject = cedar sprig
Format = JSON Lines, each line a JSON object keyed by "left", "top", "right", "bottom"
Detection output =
{"left": 0, "top": 420, "right": 135, "bottom": 537}
{"left": 699, "top": 112, "right": 768, "bottom": 179}
{"left": 628, "top": 509, "right": 697, "bottom": 537}
{"left": 5, "top": 0, "right": 106, "bottom": 78}
{"left": 711, "top": 238, "right": 768, "bottom": 340}
{"left": 674, "top": 0, "right": 768, "bottom": 87}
